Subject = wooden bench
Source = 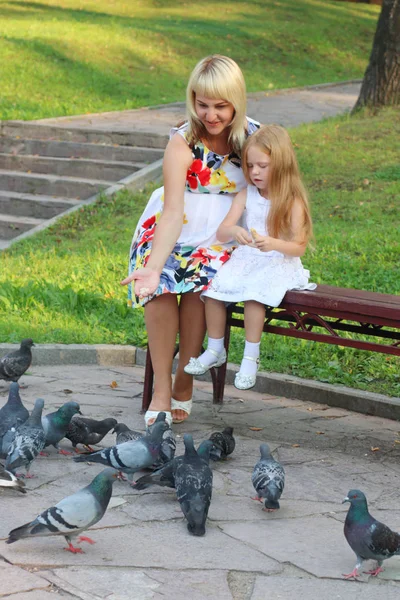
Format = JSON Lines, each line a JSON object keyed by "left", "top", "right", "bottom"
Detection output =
{"left": 141, "top": 285, "right": 400, "bottom": 411}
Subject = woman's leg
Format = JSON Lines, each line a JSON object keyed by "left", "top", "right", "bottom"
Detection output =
{"left": 171, "top": 292, "right": 206, "bottom": 421}
{"left": 145, "top": 294, "right": 179, "bottom": 413}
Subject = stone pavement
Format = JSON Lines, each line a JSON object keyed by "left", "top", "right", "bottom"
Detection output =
{"left": 34, "top": 81, "right": 362, "bottom": 134}
{"left": 1, "top": 364, "right": 400, "bottom": 599}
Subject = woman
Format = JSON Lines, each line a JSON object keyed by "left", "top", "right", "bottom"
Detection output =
{"left": 121, "top": 55, "right": 259, "bottom": 426}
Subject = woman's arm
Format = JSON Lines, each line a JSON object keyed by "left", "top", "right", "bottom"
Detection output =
{"left": 252, "top": 199, "right": 308, "bottom": 256}
{"left": 217, "top": 189, "right": 252, "bottom": 245}
{"left": 120, "top": 134, "right": 192, "bottom": 295}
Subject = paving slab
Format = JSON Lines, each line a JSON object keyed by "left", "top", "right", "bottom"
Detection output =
{"left": 0, "top": 558, "right": 50, "bottom": 596}
{"left": 1, "top": 363, "right": 400, "bottom": 599}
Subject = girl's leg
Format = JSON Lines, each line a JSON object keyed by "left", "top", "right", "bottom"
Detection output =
{"left": 239, "top": 301, "right": 266, "bottom": 377}
{"left": 144, "top": 294, "right": 179, "bottom": 413}
{"left": 186, "top": 297, "right": 227, "bottom": 369}
{"left": 171, "top": 292, "right": 206, "bottom": 421}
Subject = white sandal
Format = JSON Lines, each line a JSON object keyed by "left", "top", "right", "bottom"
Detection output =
{"left": 171, "top": 398, "right": 192, "bottom": 424}
{"left": 234, "top": 356, "right": 260, "bottom": 391}
{"left": 184, "top": 348, "right": 227, "bottom": 375}
{"left": 144, "top": 410, "right": 173, "bottom": 428}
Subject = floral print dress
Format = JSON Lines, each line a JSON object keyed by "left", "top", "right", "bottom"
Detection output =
{"left": 128, "top": 118, "right": 260, "bottom": 307}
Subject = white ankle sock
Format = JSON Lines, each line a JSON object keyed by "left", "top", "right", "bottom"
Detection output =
{"left": 239, "top": 340, "right": 260, "bottom": 377}
{"left": 197, "top": 337, "right": 225, "bottom": 367}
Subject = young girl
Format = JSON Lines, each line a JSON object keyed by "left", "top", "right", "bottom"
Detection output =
{"left": 184, "top": 125, "right": 316, "bottom": 390}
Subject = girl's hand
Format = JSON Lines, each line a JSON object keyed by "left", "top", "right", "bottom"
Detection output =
{"left": 120, "top": 267, "right": 160, "bottom": 298}
{"left": 234, "top": 226, "right": 253, "bottom": 245}
{"left": 251, "top": 229, "right": 277, "bottom": 252}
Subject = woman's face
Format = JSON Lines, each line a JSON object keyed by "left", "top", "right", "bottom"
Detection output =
{"left": 195, "top": 95, "right": 235, "bottom": 137}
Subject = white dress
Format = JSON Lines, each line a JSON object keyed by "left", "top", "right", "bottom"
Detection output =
{"left": 202, "top": 185, "right": 316, "bottom": 306}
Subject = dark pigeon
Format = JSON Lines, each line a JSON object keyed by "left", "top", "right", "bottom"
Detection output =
{"left": 133, "top": 440, "right": 214, "bottom": 491}
{"left": 174, "top": 434, "right": 213, "bottom": 536}
{"left": 343, "top": 489, "right": 400, "bottom": 579}
{"left": 0, "top": 339, "right": 34, "bottom": 383}
{"left": 0, "top": 462, "right": 26, "bottom": 493}
{"left": 5, "top": 398, "right": 46, "bottom": 477}
{"left": 252, "top": 443, "right": 285, "bottom": 511}
{"left": 42, "top": 401, "right": 81, "bottom": 454}
{"left": 0, "top": 383, "right": 29, "bottom": 456}
{"left": 73, "top": 415, "right": 168, "bottom": 482}
{"left": 66, "top": 417, "right": 118, "bottom": 452}
{"left": 6, "top": 468, "right": 118, "bottom": 553}
{"left": 112, "top": 423, "right": 143, "bottom": 445}
{"left": 209, "top": 427, "right": 235, "bottom": 460}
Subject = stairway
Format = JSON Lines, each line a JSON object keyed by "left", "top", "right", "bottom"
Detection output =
{"left": 0, "top": 121, "right": 168, "bottom": 250}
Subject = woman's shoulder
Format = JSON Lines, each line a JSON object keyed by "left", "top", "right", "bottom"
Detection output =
{"left": 246, "top": 117, "right": 261, "bottom": 136}
{"left": 169, "top": 121, "right": 190, "bottom": 143}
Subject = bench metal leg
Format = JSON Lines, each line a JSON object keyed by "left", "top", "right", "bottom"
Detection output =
{"left": 212, "top": 318, "right": 232, "bottom": 404}
{"left": 141, "top": 347, "right": 154, "bottom": 413}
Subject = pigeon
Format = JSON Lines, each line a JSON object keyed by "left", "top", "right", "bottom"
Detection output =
{"left": 209, "top": 426, "right": 235, "bottom": 460}
{"left": 6, "top": 467, "right": 118, "bottom": 553}
{"left": 0, "top": 383, "right": 29, "bottom": 456}
{"left": 252, "top": 443, "right": 285, "bottom": 511}
{"left": 0, "top": 339, "right": 34, "bottom": 383}
{"left": 73, "top": 415, "right": 168, "bottom": 481}
{"left": 133, "top": 439, "right": 215, "bottom": 491}
{"left": 5, "top": 398, "right": 46, "bottom": 477}
{"left": 42, "top": 401, "right": 81, "bottom": 454}
{"left": 66, "top": 417, "right": 118, "bottom": 452}
{"left": 112, "top": 423, "right": 143, "bottom": 445}
{"left": 174, "top": 434, "right": 213, "bottom": 536}
{"left": 0, "top": 463, "right": 26, "bottom": 493}
{"left": 342, "top": 489, "right": 400, "bottom": 579}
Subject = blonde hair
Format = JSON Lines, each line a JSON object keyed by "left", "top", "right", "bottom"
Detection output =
{"left": 242, "top": 125, "right": 313, "bottom": 244}
{"left": 186, "top": 55, "right": 247, "bottom": 154}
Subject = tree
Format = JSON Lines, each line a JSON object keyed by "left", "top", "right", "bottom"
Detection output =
{"left": 353, "top": 0, "right": 400, "bottom": 111}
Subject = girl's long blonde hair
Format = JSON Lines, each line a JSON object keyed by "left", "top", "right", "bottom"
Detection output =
{"left": 242, "top": 125, "right": 313, "bottom": 243}
{"left": 186, "top": 55, "right": 247, "bottom": 154}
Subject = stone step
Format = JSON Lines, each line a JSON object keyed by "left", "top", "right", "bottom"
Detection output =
{"left": 0, "top": 153, "right": 145, "bottom": 182}
{"left": 0, "top": 137, "right": 164, "bottom": 162}
{"left": 0, "top": 170, "right": 113, "bottom": 199}
{"left": 0, "top": 191, "right": 80, "bottom": 219}
{"left": 1, "top": 121, "right": 168, "bottom": 149}
{"left": 0, "top": 213, "right": 44, "bottom": 240}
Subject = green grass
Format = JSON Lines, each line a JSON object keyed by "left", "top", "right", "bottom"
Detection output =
{"left": 0, "top": 0, "right": 379, "bottom": 120}
{"left": 1, "top": 107, "right": 399, "bottom": 397}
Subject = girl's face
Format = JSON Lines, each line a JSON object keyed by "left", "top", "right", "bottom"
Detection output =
{"left": 195, "top": 95, "right": 235, "bottom": 137}
{"left": 246, "top": 145, "right": 271, "bottom": 194}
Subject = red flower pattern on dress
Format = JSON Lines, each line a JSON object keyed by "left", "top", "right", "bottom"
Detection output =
{"left": 187, "top": 159, "right": 211, "bottom": 190}
{"left": 190, "top": 246, "right": 216, "bottom": 267}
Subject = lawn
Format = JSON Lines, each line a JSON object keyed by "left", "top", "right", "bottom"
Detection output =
{"left": 0, "top": 0, "right": 380, "bottom": 120}
{"left": 1, "top": 107, "right": 399, "bottom": 397}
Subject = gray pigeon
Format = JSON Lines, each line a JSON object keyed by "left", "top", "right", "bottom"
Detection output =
{"left": 0, "top": 383, "right": 29, "bottom": 456}
{"left": 112, "top": 423, "right": 142, "bottom": 445}
{"left": 209, "top": 426, "right": 235, "bottom": 460}
{"left": 66, "top": 417, "right": 118, "bottom": 452}
{"left": 6, "top": 467, "right": 118, "bottom": 553}
{"left": 42, "top": 401, "right": 81, "bottom": 454}
{"left": 133, "top": 439, "right": 214, "bottom": 491}
{"left": 5, "top": 398, "right": 46, "bottom": 477}
{"left": 0, "top": 339, "right": 34, "bottom": 383}
{"left": 73, "top": 416, "right": 168, "bottom": 481}
{"left": 174, "top": 434, "right": 213, "bottom": 536}
{"left": 252, "top": 443, "right": 285, "bottom": 511}
{"left": 0, "top": 463, "right": 26, "bottom": 494}
{"left": 343, "top": 489, "right": 400, "bottom": 579}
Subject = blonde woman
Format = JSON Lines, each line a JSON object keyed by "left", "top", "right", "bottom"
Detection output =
{"left": 185, "top": 125, "right": 316, "bottom": 390}
{"left": 121, "top": 55, "right": 259, "bottom": 425}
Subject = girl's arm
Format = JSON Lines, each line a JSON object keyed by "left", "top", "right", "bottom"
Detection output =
{"left": 217, "top": 189, "right": 252, "bottom": 245}
{"left": 121, "top": 134, "right": 192, "bottom": 295}
{"left": 252, "top": 199, "right": 308, "bottom": 256}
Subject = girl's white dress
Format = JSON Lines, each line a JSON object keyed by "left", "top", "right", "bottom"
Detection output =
{"left": 202, "top": 185, "right": 316, "bottom": 306}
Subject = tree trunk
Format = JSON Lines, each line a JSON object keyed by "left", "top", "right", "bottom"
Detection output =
{"left": 353, "top": 0, "right": 400, "bottom": 111}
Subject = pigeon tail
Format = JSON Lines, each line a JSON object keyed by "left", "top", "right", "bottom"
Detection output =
{"left": 7, "top": 521, "right": 37, "bottom": 544}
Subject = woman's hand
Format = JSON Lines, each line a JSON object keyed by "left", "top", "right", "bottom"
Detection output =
{"left": 120, "top": 267, "right": 160, "bottom": 298}
{"left": 233, "top": 226, "right": 253, "bottom": 245}
{"left": 251, "top": 229, "right": 277, "bottom": 252}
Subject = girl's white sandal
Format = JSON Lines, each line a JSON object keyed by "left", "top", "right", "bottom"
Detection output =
{"left": 144, "top": 410, "right": 173, "bottom": 428}
{"left": 171, "top": 398, "right": 192, "bottom": 424}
